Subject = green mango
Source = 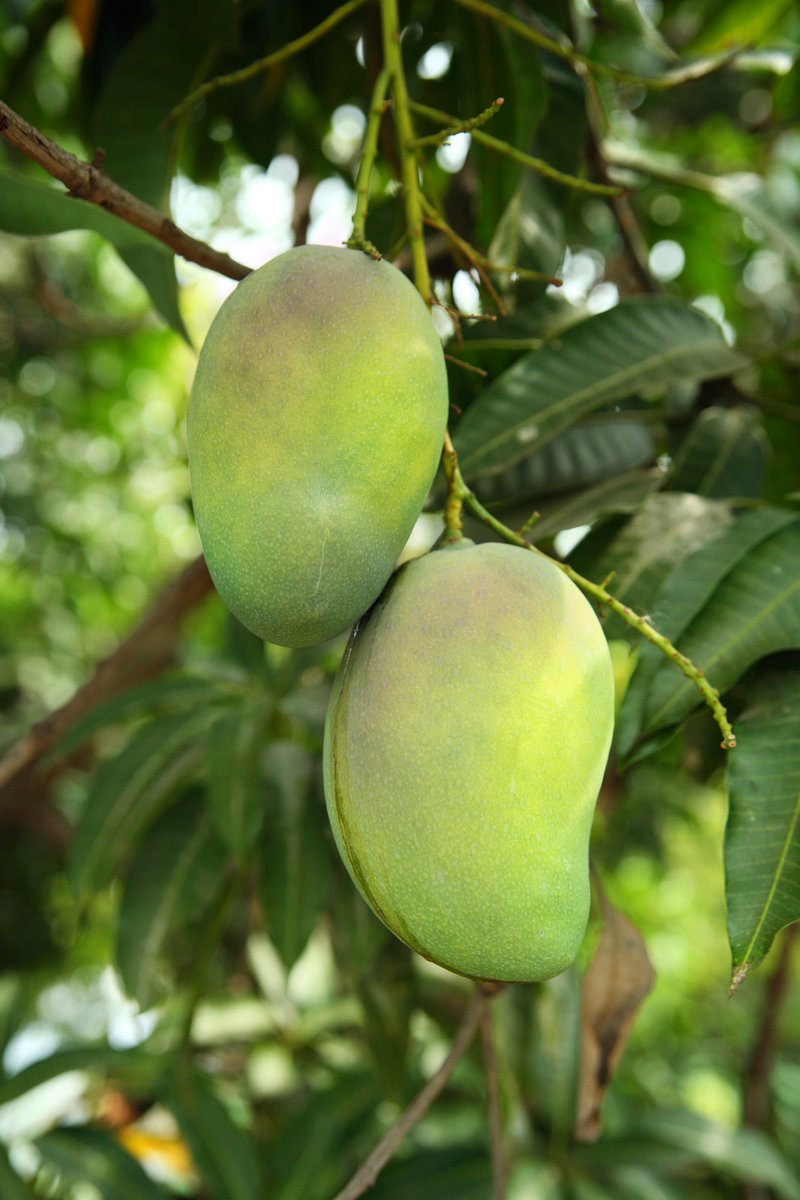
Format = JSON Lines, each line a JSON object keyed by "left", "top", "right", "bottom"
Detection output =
{"left": 188, "top": 245, "right": 448, "bottom": 647}
{"left": 324, "top": 540, "right": 615, "bottom": 983}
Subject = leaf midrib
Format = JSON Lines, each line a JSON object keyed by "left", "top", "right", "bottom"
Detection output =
{"left": 460, "top": 330, "right": 733, "bottom": 470}
{"left": 649, "top": 574, "right": 800, "bottom": 728}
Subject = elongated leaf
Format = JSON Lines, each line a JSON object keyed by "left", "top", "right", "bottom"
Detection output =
{"left": 617, "top": 507, "right": 798, "bottom": 755}
{"left": 574, "top": 1111, "right": 800, "bottom": 1198}
{"left": 665, "top": 406, "right": 768, "bottom": 499}
{"left": 207, "top": 693, "right": 271, "bottom": 863}
{"left": 474, "top": 417, "right": 655, "bottom": 507}
{"left": 36, "top": 1126, "right": 168, "bottom": 1200}
{"left": 529, "top": 469, "right": 662, "bottom": 543}
{"left": 726, "top": 662, "right": 800, "bottom": 988}
{"left": 369, "top": 1146, "right": 491, "bottom": 1199}
{"left": 570, "top": 493, "right": 734, "bottom": 638}
{"left": 0, "top": 1045, "right": 165, "bottom": 1106}
{"left": 642, "top": 520, "right": 800, "bottom": 732}
{"left": 58, "top": 675, "right": 228, "bottom": 756}
{"left": 454, "top": 299, "right": 746, "bottom": 479}
{"left": 162, "top": 1068, "right": 259, "bottom": 1200}
{"left": 0, "top": 171, "right": 169, "bottom": 250}
{"left": 0, "top": 1141, "right": 34, "bottom": 1200}
{"left": 117, "top": 794, "right": 229, "bottom": 1007}
{"left": 89, "top": 14, "right": 206, "bottom": 337}
{"left": 70, "top": 708, "right": 209, "bottom": 897}
{"left": 257, "top": 742, "right": 332, "bottom": 969}
{"left": 271, "top": 1073, "right": 381, "bottom": 1200}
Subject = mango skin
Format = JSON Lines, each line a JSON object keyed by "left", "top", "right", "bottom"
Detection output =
{"left": 188, "top": 245, "right": 448, "bottom": 647}
{"left": 323, "top": 541, "right": 615, "bottom": 983}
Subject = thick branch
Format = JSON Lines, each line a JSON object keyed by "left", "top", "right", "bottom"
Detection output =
{"left": 333, "top": 988, "right": 486, "bottom": 1200}
{"left": 0, "top": 100, "right": 250, "bottom": 281}
{"left": 0, "top": 556, "right": 213, "bottom": 802}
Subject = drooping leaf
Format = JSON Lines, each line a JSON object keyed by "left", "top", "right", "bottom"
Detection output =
{"left": 617, "top": 507, "right": 798, "bottom": 755}
{"left": 270, "top": 1073, "right": 381, "bottom": 1200}
{"left": 206, "top": 691, "right": 272, "bottom": 863}
{"left": 569, "top": 492, "right": 735, "bottom": 638}
{"left": 530, "top": 469, "right": 662, "bottom": 543}
{"left": 116, "top": 792, "right": 229, "bottom": 1007}
{"left": 356, "top": 942, "right": 415, "bottom": 1102}
{"left": 528, "top": 967, "right": 582, "bottom": 1140}
{"left": 0, "top": 170, "right": 169, "bottom": 251}
{"left": 162, "top": 1067, "right": 260, "bottom": 1200}
{"left": 473, "top": 417, "right": 655, "bottom": 508}
{"left": 665, "top": 406, "right": 769, "bottom": 499}
{"left": 574, "top": 894, "right": 655, "bottom": 1142}
{"left": 88, "top": 11, "right": 215, "bottom": 337}
{"left": 574, "top": 1111, "right": 800, "bottom": 1198}
{"left": 0, "top": 1140, "right": 35, "bottom": 1200}
{"left": 725, "top": 661, "right": 800, "bottom": 989}
{"left": 369, "top": 1145, "right": 492, "bottom": 1199}
{"left": 0, "top": 1045, "right": 165, "bottom": 1106}
{"left": 257, "top": 741, "right": 332, "bottom": 969}
{"left": 642, "top": 520, "right": 800, "bottom": 733}
{"left": 70, "top": 708, "right": 210, "bottom": 897}
{"left": 57, "top": 675, "right": 229, "bottom": 756}
{"left": 454, "top": 299, "right": 746, "bottom": 480}
{"left": 35, "top": 1126, "right": 169, "bottom": 1200}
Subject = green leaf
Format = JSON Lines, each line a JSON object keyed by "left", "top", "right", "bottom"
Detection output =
{"left": 257, "top": 741, "right": 332, "bottom": 969}
{"left": 617, "top": 506, "right": 798, "bottom": 755}
{"left": 725, "top": 661, "right": 800, "bottom": 987}
{"left": 689, "top": 0, "right": 796, "bottom": 52}
{"left": 642, "top": 519, "right": 800, "bottom": 732}
{"left": 270, "top": 1074, "right": 381, "bottom": 1200}
{"left": 89, "top": 13, "right": 211, "bottom": 338}
{"left": 116, "top": 792, "right": 229, "bottom": 1007}
{"left": 530, "top": 469, "right": 662, "bottom": 543}
{"left": 57, "top": 675, "right": 227, "bottom": 756}
{"left": 575, "top": 1110, "right": 800, "bottom": 1199}
{"left": 665, "top": 406, "right": 769, "bottom": 498}
{"left": 0, "top": 170, "right": 169, "bottom": 250}
{"left": 207, "top": 692, "right": 271, "bottom": 863}
{"left": 0, "top": 1140, "right": 35, "bottom": 1200}
{"left": 162, "top": 1067, "right": 260, "bottom": 1200}
{"left": 369, "top": 1146, "right": 491, "bottom": 1199}
{"left": 472, "top": 417, "right": 655, "bottom": 508}
{"left": 35, "top": 1126, "right": 168, "bottom": 1200}
{"left": 116, "top": 245, "right": 190, "bottom": 342}
{"left": 454, "top": 299, "right": 746, "bottom": 480}
{"left": 0, "top": 1046, "right": 165, "bottom": 1106}
{"left": 69, "top": 708, "right": 210, "bottom": 897}
{"left": 570, "top": 492, "right": 735, "bottom": 638}
{"left": 355, "top": 938, "right": 415, "bottom": 1102}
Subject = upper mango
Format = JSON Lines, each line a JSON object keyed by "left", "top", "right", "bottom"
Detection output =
{"left": 188, "top": 244, "right": 448, "bottom": 646}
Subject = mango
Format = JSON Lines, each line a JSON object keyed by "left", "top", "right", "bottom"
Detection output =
{"left": 188, "top": 245, "right": 448, "bottom": 647}
{"left": 323, "top": 541, "right": 615, "bottom": 983}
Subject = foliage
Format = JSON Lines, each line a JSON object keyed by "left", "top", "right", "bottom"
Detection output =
{"left": 0, "top": 0, "right": 799, "bottom": 1197}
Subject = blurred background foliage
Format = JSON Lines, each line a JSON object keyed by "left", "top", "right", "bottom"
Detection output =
{"left": 0, "top": 0, "right": 799, "bottom": 1197}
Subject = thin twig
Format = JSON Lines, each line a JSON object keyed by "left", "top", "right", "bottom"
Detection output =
{"left": 168, "top": 0, "right": 368, "bottom": 123}
{"left": 381, "top": 0, "right": 431, "bottom": 303}
{"left": 480, "top": 1001, "right": 506, "bottom": 1200}
{"left": 413, "top": 97, "right": 504, "bottom": 146}
{"left": 445, "top": 456, "right": 736, "bottom": 749}
{"left": 410, "top": 100, "right": 625, "bottom": 197}
{"left": 0, "top": 101, "right": 250, "bottom": 281}
{"left": 455, "top": 0, "right": 743, "bottom": 91}
{"left": 333, "top": 988, "right": 486, "bottom": 1200}
{"left": 0, "top": 557, "right": 213, "bottom": 800}
{"left": 445, "top": 353, "right": 488, "bottom": 377}
{"left": 347, "top": 67, "right": 392, "bottom": 258}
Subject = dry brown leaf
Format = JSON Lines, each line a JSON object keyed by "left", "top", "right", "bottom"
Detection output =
{"left": 574, "top": 888, "right": 655, "bottom": 1142}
